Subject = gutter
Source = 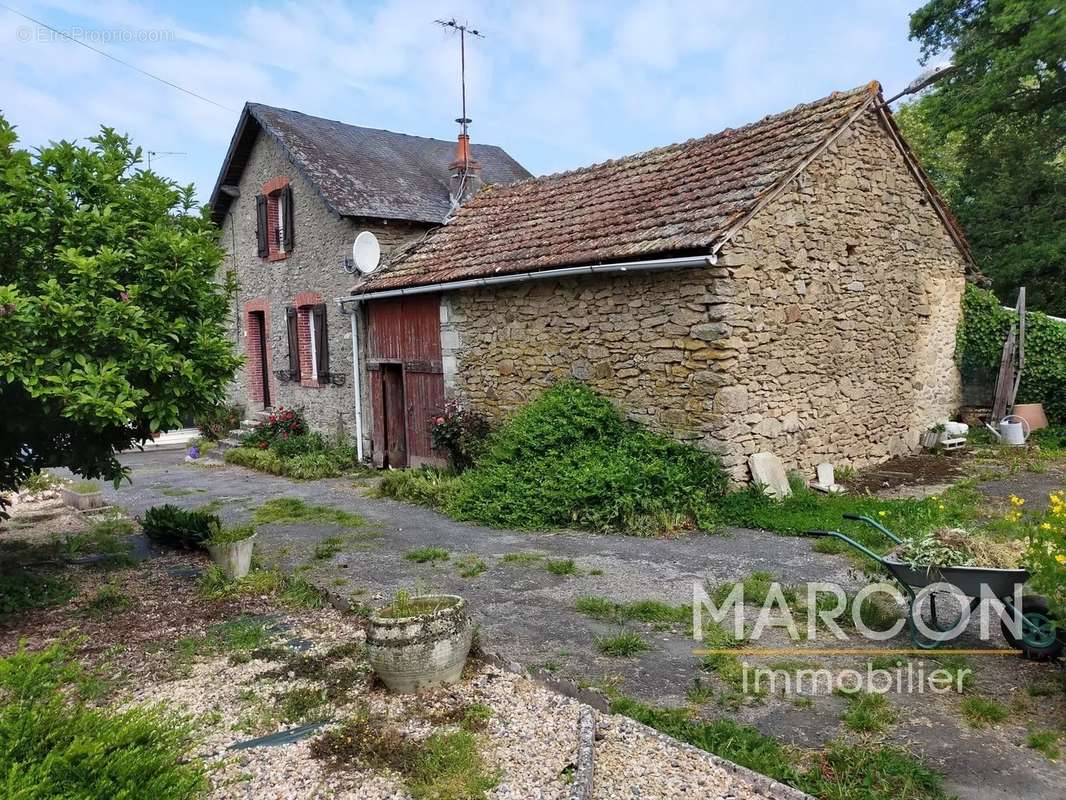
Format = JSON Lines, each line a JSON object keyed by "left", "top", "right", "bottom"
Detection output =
{"left": 336, "top": 253, "right": 717, "bottom": 307}
{"left": 335, "top": 301, "right": 365, "bottom": 463}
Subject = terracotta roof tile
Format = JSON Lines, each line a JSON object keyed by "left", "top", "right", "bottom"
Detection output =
{"left": 356, "top": 83, "right": 880, "bottom": 292}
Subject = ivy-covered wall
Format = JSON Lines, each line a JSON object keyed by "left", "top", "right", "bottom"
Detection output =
{"left": 956, "top": 284, "right": 1066, "bottom": 424}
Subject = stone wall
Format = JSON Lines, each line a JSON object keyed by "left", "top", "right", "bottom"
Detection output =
{"left": 219, "top": 130, "right": 428, "bottom": 447}
{"left": 445, "top": 108, "right": 967, "bottom": 482}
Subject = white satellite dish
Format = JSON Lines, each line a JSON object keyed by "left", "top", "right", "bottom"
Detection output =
{"left": 352, "top": 231, "right": 381, "bottom": 275}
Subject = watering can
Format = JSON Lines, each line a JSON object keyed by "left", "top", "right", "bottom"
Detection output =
{"left": 986, "top": 414, "right": 1031, "bottom": 447}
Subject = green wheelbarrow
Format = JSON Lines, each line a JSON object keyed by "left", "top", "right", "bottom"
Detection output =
{"left": 805, "top": 514, "right": 1063, "bottom": 659}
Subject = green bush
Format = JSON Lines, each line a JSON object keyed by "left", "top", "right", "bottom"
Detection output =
{"left": 240, "top": 405, "right": 306, "bottom": 448}
{"left": 270, "top": 431, "right": 328, "bottom": 459}
{"left": 444, "top": 382, "right": 728, "bottom": 534}
{"left": 140, "top": 504, "right": 219, "bottom": 550}
{"left": 957, "top": 284, "right": 1066, "bottom": 423}
{"left": 0, "top": 642, "right": 208, "bottom": 799}
{"left": 0, "top": 571, "right": 75, "bottom": 615}
{"left": 196, "top": 403, "right": 242, "bottom": 442}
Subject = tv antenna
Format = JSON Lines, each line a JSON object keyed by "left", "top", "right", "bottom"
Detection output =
{"left": 435, "top": 18, "right": 483, "bottom": 165}
{"left": 146, "top": 150, "right": 186, "bottom": 170}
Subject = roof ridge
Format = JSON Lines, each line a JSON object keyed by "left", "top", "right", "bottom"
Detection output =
{"left": 244, "top": 101, "right": 507, "bottom": 152}
{"left": 469, "top": 82, "right": 879, "bottom": 196}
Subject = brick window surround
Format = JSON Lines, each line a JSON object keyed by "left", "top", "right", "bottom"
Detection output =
{"left": 294, "top": 291, "right": 325, "bottom": 388}
{"left": 262, "top": 176, "right": 290, "bottom": 262}
{"left": 244, "top": 297, "right": 274, "bottom": 405}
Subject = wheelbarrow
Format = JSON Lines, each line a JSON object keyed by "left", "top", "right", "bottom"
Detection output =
{"left": 805, "top": 514, "right": 1063, "bottom": 658}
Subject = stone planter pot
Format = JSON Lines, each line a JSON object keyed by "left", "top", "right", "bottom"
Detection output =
{"left": 206, "top": 534, "right": 256, "bottom": 580}
{"left": 60, "top": 487, "right": 106, "bottom": 511}
{"left": 367, "top": 595, "right": 472, "bottom": 694}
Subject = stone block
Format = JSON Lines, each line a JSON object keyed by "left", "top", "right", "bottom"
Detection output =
{"left": 748, "top": 452, "right": 791, "bottom": 498}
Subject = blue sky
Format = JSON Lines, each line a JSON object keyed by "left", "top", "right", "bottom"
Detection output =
{"left": 1, "top": 1, "right": 935, "bottom": 204}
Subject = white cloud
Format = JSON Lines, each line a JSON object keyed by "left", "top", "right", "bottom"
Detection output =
{"left": 0, "top": 0, "right": 926, "bottom": 201}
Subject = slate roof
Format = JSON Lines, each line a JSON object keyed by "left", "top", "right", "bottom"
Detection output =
{"left": 209, "top": 103, "right": 531, "bottom": 226}
{"left": 357, "top": 81, "right": 938, "bottom": 293}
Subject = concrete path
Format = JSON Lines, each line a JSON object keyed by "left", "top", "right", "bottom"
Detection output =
{"left": 101, "top": 451, "right": 1066, "bottom": 800}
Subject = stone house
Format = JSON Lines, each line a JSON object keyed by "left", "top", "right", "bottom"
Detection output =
{"left": 343, "top": 82, "right": 975, "bottom": 480}
{"left": 208, "top": 103, "right": 529, "bottom": 445}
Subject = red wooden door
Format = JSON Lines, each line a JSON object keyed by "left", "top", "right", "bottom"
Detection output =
{"left": 366, "top": 295, "right": 445, "bottom": 468}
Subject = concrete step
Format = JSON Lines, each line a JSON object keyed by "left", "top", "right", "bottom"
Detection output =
{"left": 218, "top": 437, "right": 242, "bottom": 450}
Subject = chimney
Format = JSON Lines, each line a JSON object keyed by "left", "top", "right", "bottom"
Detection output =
{"left": 449, "top": 132, "right": 482, "bottom": 209}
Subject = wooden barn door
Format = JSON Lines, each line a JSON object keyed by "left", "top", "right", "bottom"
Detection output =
{"left": 366, "top": 295, "right": 445, "bottom": 469}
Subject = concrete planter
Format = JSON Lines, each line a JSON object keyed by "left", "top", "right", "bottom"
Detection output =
{"left": 60, "top": 487, "right": 106, "bottom": 511}
{"left": 206, "top": 534, "right": 256, "bottom": 580}
{"left": 367, "top": 594, "right": 473, "bottom": 694}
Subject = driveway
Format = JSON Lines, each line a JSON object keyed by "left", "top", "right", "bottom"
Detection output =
{"left": 101, "top": 451, "right": 1066, "bottom": 800}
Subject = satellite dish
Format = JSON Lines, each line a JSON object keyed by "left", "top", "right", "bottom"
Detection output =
{"left": 353, "top": 231, "right": 381, "bottom": 275}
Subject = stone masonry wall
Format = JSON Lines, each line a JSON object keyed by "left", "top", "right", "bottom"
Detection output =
{"left": 445, "top": 108, "right": 966, "bottom": 482}
{"left": 219, "top": 130, "right": 429, "bottom": 447}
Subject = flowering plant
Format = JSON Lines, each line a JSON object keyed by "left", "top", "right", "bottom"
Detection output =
{"left": 241, "top": 405, "right": 306, "bottom": 448}
{"left": 429, "top": 400, "right": 490, "bottom": 472}
{"left": 1025, "top": 490, "right": 1066, "bottom": 614}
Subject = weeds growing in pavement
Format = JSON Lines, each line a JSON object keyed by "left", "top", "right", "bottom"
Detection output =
{"left": 251, "top": 497, "right": 364, "bottom": 529}
{"left": 596, "top": 630, "right": 650, "bottom": 658}
{"left": 960, "top": 695, "right": 1008, "bottom": 728}
{"left": 405, "top": 547, "right": 450, "bottom": 563}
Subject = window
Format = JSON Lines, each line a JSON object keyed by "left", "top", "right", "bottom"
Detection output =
{"left": 286, "top": 299, "right": 329, "bottom": 386}
{"left": 256, "top": 179, "right": 293, "bottom": 260}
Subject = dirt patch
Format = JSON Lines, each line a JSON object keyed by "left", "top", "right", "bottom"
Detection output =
{"left": 845, "top": 453, "right": 968, "bottom": 494}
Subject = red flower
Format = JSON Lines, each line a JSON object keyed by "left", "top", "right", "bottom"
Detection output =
{"left": 258, "top": 441, "right": 268, "bottom": 449}
{"left": 433, "top": 416, "right": 445, "bottom": 426}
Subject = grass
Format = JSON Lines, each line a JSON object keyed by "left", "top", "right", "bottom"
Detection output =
{"left": 612, "top": 695, "right": 950, "bottom": 800}
{"left": 67, "top": 480, "right": 102, "bottom": 494}
{"left": 198, "top": 566, "right": 325, "bottom": 609}
{"left": 596, "top": 630, "right": 650, "bottom": 657}
{"left": 83, "top": 582, "right": 133, "bottom": 619}
{"left": 276, "top": 686, "right": 329, "bottom": 723}
{"left": 456, "top": 555, "right": 487, "bottom": 578}
{"left": 932, "top": 654, "right": 974, "bottom": 691}
{"left": 545, "top": 558, "right": 580, "bottom": 576}
{"left": 311, "top": 712, "right": 497, "bottom": 800}
{"left": 0, "top": 642, "right": 208, "bottom": 799}
{"left": 500, "top": 552, "right": 544, "bottom": 565}
{"left": 710, "top": 480, "right": 981, "bottom": 544}
{"left": 1027, "top": 729, "right": 1061, "bottom": 760}
{"left": 405, "top": 546, "right": 450, "bottom": 563}
{"left": 374, "top": 467, "right": 459, "bottom": 510}
{"left": 313, "top": 535, "right": 345, "bottom": 560}
{"left": 0, "top": 570, "right": 75, "bottom": 615}
{"left": 960, "top": 695, "right": 1008, "bottom": 728}
{"left": 251, "top": 497, "right": 364, "bottom": 529}
{"left": 575, "top": 595, "right": 689, "bottom": 625}
{"left": 840, "top": 690, "right": 897, "bottom": 734}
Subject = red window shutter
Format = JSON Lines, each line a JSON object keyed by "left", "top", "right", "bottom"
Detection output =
{"left": 285, "top": 306, "right": 301, "bottom": 381}
{"left": 282, "top": 185, "right": 295, "bottom": 251}
{"left": 255, "top": 195, "right": 269, "bottom": 257}
{"left": 313, "top": 303, "right": 329, "bottom": 383}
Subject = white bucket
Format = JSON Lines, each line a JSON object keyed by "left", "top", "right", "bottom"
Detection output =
{"left": 998, "top": 415, "right": 1030, "bottom": 447}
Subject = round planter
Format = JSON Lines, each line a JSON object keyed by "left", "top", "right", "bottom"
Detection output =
{"left": 367, "top": 594, "right": 473, "bottom": 694}
{"left": 206, "top": 534, "right": 256, "bottom": 580}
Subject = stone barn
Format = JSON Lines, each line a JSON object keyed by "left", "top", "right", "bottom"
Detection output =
{"left": 343, "top": 82, "right": 974, "bottom": 480}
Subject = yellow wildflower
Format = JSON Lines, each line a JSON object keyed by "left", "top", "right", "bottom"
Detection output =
{"left": 1057, "top": 554, "right": 1066, "bottom": 565}
{"left": 877, "top": 511, "right": 887, "bottom": 518}
{"left": 1010, "top": 495, "right": 1025, "bottom": 507}
{"left": 1041, "top": 522, "right": 1053, "bottom": 530}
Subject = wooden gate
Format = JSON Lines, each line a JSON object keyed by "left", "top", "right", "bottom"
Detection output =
{"left": 366, "top": 294, "right": 445, "bottom": 468}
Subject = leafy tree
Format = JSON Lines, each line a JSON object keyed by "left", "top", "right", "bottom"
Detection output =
{"left": 899, "top": 0, "right": 1066, "bottom": 314}
{"left": 0, "top": 114, "right": 239, "bottom": 504}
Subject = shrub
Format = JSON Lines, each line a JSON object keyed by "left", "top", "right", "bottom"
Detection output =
{"left": 196, "top": 403, "right": 243, "bottom": 441}
{"left": 0, "top": 571, "right": 75, "bottom": 615}
{"left": 0, "top": 642, "right": 208, "bottom": 800}
{"left": 241, "top": 405, "right": 306, "bottom": 448}
{"left": 283, "top": 452, "right": 344, "bottom": 480}
{"left": 957, "top": 284, "right": 1066, "bottom": 423}
{"left": 140, "top": 504, "right": 219, "bottom": 550}
{"left": 445, "top": 382, "right": 728, "bottom": 534}
{"left": 430, "top": 400, "right": 491, "bottom": 472}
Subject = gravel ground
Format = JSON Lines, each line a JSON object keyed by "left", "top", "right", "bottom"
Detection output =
{"left": 0, "top": 492, "right": 781, "bottom": 800}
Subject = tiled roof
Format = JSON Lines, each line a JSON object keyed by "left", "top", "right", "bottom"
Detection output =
{"left": 209, "top": 104, "right": 531, "bottom": 225}
{"left": 357, "top": 83, "right": 882, "bottom": 292}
